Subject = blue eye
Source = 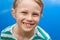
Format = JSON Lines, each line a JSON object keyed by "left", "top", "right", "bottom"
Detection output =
{"left": 21, "top": 11, "right": 27, "bottom": 14}
{"left": 33, "top": 13, "right": 39, "bottom": 16}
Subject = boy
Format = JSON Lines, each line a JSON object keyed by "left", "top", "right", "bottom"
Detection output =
{"left": 1, "top": 0, "right": 51, "bottom": 40}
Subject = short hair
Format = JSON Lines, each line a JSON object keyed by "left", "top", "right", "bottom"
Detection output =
{"left": 13, "top": 0, "right": 44, "bottom": 13}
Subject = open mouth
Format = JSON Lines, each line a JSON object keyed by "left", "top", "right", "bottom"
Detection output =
{"left": 23, "top": 22, "right": 34, "bottom": 25}
{"left": 23, "top": 22, "right": 34, "bottom": 28}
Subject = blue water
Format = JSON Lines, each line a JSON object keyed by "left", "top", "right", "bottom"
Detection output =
{"left": 0, "top": 0, "right": 60, "bottom": 40}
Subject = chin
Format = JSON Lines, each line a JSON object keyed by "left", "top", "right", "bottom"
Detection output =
{"left": 22, "top": 27, "right": 34, "bottom": 32}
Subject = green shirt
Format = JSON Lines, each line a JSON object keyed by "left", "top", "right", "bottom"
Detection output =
{"left": 0, "top": 24, "right": 52, "bottom": 40}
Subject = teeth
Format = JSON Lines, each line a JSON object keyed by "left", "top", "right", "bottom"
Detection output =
{"left": 23, "top": 22, "right": 34, "bottom": 25}
{"left": 26, "top": 24, "right": 30, "bottom": 26}
{"left": 23, "top": 22, "right": 34, "bottom": 27}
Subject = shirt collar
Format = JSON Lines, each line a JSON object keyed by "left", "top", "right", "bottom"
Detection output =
{"left": 10, "top": 24, "right": 44, "bottom": 40}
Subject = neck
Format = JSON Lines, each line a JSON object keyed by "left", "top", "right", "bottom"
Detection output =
{"left": 13, "top": 24, "right": 34, "bottom": 38}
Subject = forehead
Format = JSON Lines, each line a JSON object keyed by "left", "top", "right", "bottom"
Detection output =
{"left": 16, "top": 0, "right": 41, "bottom": 12}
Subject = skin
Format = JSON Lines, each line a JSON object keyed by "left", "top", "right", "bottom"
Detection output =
{"left": 12, "top": 0, "right": 42, "bottom": 40}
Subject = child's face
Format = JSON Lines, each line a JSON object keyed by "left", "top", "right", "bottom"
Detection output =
{"left": 12, "top": 0, "right": 42, "bottom": 32}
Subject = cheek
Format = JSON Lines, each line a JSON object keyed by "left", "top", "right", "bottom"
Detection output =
{"left": 16, "top": 14, "right": 25, "bottom": 22}
{"left": 33, "top": 17, "right": 40, "bottom": 24}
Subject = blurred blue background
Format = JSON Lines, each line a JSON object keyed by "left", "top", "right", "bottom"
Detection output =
{"left": 0, "top": 0, "right": 60, "bottom": 40}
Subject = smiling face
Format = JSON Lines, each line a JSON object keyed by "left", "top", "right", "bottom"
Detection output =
{"left": 12, "top": 0, "right": 42, "bottom": 32}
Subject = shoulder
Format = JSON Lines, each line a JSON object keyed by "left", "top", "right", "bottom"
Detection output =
{"left": 1, "top": 26, "right": 12, "bottom": 38}
{"left": 1, "top": 25, "right": 13, "bottom": 35}
{"left": 1, "top": 24, "right": 16, "bottom": 35}
{"left": 0, "top": 24, "right": 15, "bottom": 40}
{"left": 36, "top": 26, "right": 52, "bottom": 40}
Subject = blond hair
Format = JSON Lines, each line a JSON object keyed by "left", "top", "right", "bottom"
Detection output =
{"left": 13, "top": 0, "right": 44, "bottom": 13}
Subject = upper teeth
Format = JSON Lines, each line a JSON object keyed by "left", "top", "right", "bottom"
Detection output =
{"left": 23, "top": 22, "right": 34, "bottom": 25}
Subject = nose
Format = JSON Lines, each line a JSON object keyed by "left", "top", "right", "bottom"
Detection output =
{"left": 26, "top": 15, "right": 33, "bottom": 22}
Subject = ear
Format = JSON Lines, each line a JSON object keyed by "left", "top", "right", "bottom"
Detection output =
{"left": 11, "top": 8, "right": 16, "bottom": 19}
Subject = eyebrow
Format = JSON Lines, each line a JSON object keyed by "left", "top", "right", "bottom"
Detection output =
{"left": 18, "top": 8, "right": 29, "bottom": 11}
{"left": 17, "top": 8, "right": 40, "bottom": 13}
{"left": 34, "top": 10, "right": 41, "bottom": 13}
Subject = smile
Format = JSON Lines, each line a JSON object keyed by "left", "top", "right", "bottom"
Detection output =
{"left": 23, "top": 22, "right": 34, "bottom": 28}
